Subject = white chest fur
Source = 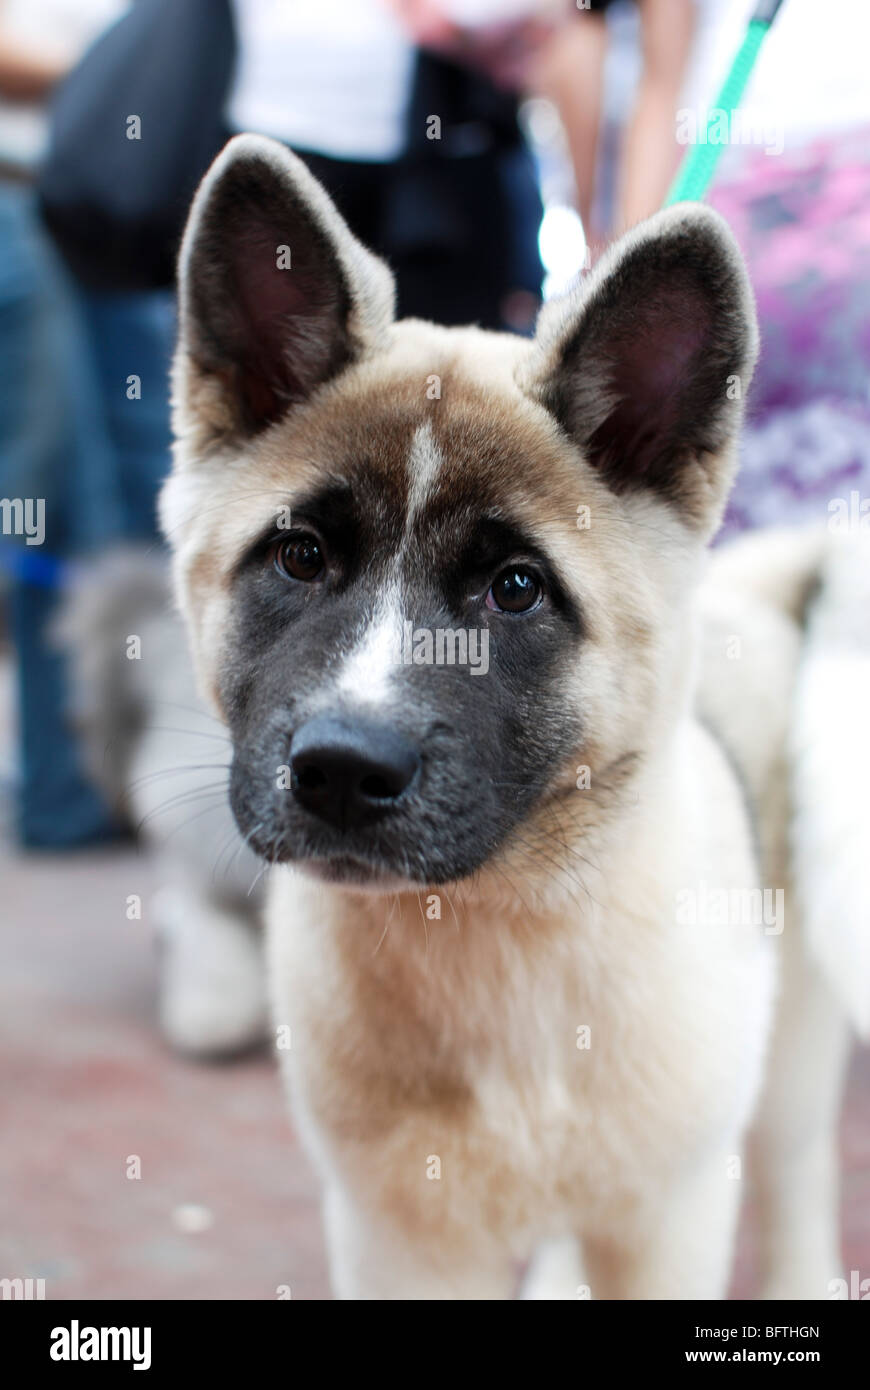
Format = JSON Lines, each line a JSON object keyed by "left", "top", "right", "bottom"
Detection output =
{"left": 266, "top": 719, "right": 776, "bottom": 1259}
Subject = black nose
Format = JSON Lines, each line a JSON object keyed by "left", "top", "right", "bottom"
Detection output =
{"left": 289, "top": 717, "right": 419, "bottom": 830}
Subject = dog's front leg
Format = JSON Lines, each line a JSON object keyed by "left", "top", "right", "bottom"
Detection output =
{"left": 323, "top": 1183, "right": 514, "bottom": 1301}
{"left": 749, "top": 925, "right": 849, "bottom": 1300}
{"left": 582, "top": 1155, "right": 744, "bottom": 1300}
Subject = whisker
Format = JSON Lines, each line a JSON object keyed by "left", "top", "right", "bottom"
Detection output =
{"left": 135, "top": 782, "right": 230, "bottom": 834}
{"left": 143, "top": 726, "right": 232, "bottom": 744}
{"left": 160, "top": 795, "right": 238, "bottom": 845}
{"left": 246, "top": 862, "right": 269, "bottom": 898}
{"left": 126, "top": 762, "right": 231, "bottom": 793}
{"left": 148, "top": 699, "right": 227, "bottom": 727}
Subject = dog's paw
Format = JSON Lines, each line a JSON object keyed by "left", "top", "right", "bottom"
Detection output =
{"left": 154, "top": 884, "right": 268, "bottom": 1057}
{"left": 520, "top": 1237, "right": 587, "bottom": 1300}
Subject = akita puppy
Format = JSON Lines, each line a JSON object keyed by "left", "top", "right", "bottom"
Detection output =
{"left": 162, "top": 134, "right": 869, "bottom": 1299}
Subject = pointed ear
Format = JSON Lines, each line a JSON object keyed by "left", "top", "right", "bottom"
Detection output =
{"left": 520, "top": 205, "right": 758, "bottom": 533}
{"left": 175, "top": 134, "right": 396, "bottom": 445}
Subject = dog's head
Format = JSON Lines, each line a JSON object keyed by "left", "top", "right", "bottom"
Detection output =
{"left": 162, "top": 134, "right": 757, "bottom": 892}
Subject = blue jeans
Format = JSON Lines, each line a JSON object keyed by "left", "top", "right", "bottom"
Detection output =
{"left": 0, "top": 182, "right": 173, "bottom": 846}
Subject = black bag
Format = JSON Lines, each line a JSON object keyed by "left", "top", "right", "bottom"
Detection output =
{"left": 38, "top": 0, "right": 236, "bottom": 291}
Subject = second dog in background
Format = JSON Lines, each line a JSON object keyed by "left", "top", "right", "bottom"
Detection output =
{"left": 56, "top": 549, "right": 268, "bottom": 1057}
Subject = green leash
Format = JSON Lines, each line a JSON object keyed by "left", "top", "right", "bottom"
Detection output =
{"left": 665, "top": 0, "right": 787, "bottom": 206}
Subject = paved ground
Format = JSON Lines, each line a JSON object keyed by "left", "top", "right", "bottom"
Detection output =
{"left": 0, "top": 838, "right": 328, "bottom": 1301}
{"left": 1, "top": 832, "right": 869, "bottom": 1301}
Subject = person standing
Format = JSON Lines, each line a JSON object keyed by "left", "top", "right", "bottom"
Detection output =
{"left": 0, "top": 0, "right": 128, "bottom": 847}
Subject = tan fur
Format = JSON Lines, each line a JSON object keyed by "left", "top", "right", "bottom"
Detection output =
{"left": 162, "top": 136, "right": 861, "bottom": 1299}
{"left": 163, "top": 332, "right": 773, "bottom": 1296}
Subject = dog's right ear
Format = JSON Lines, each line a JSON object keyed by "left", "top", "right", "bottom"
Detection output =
{"left": 175, "top": 134, "right": 395, "bottom": 447}
{"left": 520, "top": 204, "right": 758, "bottom": 536}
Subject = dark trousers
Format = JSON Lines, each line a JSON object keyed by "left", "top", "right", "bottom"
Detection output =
{"left": 297, "top": 145, "right": 544, "bottom": 333}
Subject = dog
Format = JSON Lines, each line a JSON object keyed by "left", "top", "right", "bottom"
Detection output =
{"left": 160, "top": 133, "right": 870, "bottom": 1298}
{"left": 54, "top": 548, "right": 268, "bottom": 1056}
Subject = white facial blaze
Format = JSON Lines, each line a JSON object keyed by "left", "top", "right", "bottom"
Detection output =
{"left": 405, "top": 421, "right": 443, "bottom": 531}
{"left": 334, "top": 586, "right": 405, "bottom": 706}
{"left": 334, "top": 423, "right": 444, "bottom": 705}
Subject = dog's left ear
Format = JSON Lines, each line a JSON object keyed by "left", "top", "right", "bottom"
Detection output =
{"left": 521, "top": 205, "right": 758, "bottom": 533}
{"left": 175, "top": 133, "right": 396, "bottom": 445}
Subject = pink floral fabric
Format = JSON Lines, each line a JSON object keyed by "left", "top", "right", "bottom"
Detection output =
{"left": 709, "top": 125, "right": 870, "bottom": 536}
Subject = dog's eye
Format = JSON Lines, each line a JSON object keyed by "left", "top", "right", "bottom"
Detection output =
{"left": 274, "top": 533, "right": 325, "bottom": 583}
{"left": 486, "top": 567, "right": 542, "bottom": 614}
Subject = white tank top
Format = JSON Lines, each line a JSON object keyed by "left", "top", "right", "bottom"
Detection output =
{"left": 0, "top": 0, "right": 125, "bottom": 168}
{"left": 227, "top": 0, "right": 417, "bottom": 163}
